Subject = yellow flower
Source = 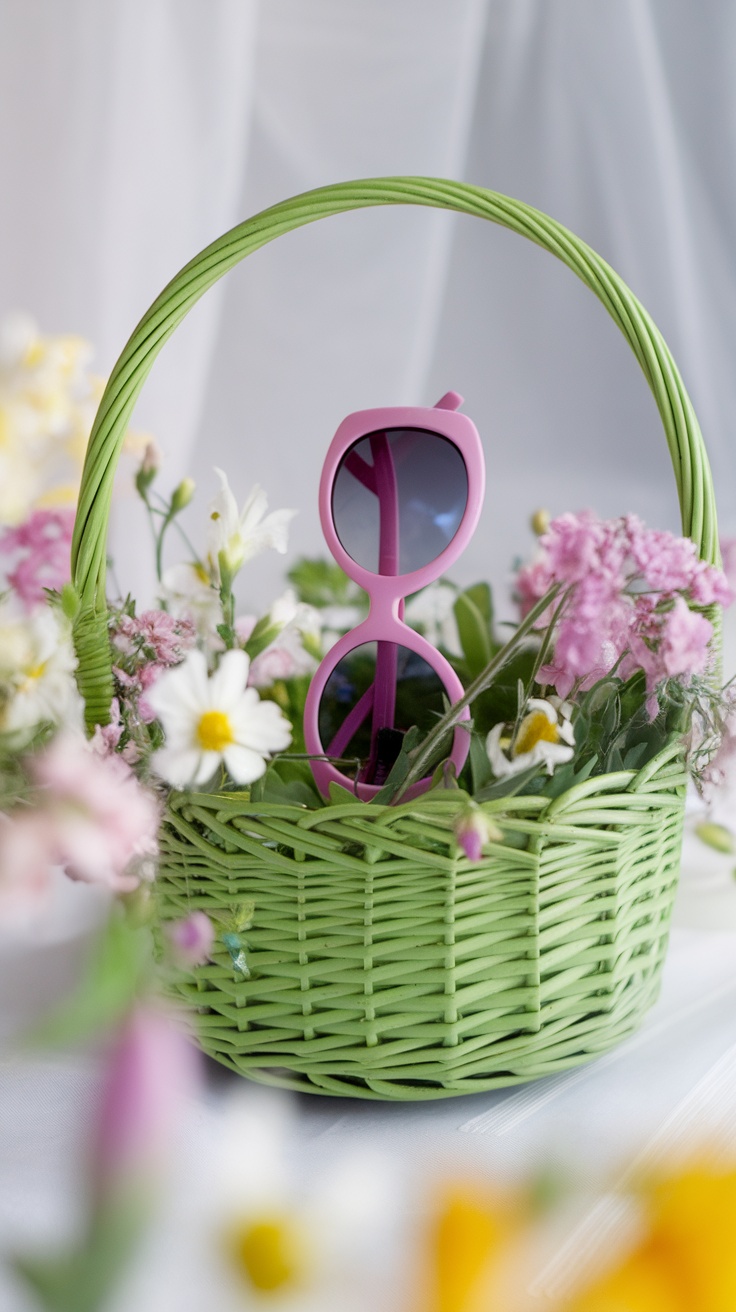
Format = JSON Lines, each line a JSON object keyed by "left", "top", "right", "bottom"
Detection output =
{"left": 419, "top": 1183, "right": 523, "bottom": 1312}
{"left": 565, "top": 1160, "right": 736, "bottom": 1312}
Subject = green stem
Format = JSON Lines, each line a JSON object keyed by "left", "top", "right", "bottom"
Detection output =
{"left": 390, "top": 584, "right": 561, "bottom": 803}
{"left": 154, "top": 512, "right": 176, "bottom": 583}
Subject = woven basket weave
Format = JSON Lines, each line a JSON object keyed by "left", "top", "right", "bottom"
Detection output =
{"left": 71, "top": 179, "right": 719, "bottom": 1101}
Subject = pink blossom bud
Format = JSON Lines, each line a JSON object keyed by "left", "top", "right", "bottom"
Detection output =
{"left": 141, "top": 440, "right": 161, "bottom": 475}
{"left": 166, "top": 911, "right": 215, "bottom": 967}
{"left": 454, "top": 806, "right": 502, "bottom": 863}
{"left": 92, "top": 1006, "right": 200, "bottom": 1208}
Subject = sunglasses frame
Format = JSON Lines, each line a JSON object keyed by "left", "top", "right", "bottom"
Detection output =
{"left": 304, "top": 394, "right": 486, "bottom": 801}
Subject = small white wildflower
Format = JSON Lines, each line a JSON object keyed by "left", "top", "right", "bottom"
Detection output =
{"left": 486, "top": 697, "right": 575, "bottom": 778}
{"left": 207, "top": 469, "right": 296, "bottom": 583}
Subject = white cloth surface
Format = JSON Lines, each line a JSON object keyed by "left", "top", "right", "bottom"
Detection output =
{"left": 2, "top": 922, "right": 736, "bottom": 1310}
{"left": 1, "top": 2, "right": 735, "bottom": 614}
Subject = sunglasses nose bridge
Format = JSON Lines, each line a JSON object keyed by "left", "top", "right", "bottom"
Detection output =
{"left": 365, "top": 582, "right": 404, "bottom": 627}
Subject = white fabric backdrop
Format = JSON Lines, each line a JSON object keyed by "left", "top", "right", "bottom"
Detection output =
{"left": 0, "top": 0, "right": 735, "bottom": 611}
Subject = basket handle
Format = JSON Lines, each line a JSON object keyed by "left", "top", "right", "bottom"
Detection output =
{"left": 71, "top": 177, "right": 720, "bottom": 729}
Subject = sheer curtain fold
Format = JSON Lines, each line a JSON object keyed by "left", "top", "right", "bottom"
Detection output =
{"left": 0, "top": 1, "right": 734, "bottom": 610}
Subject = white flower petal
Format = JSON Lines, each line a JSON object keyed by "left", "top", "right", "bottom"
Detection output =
{"left": 485, "top": 724, "right": 514, "bottom": 777}
{"left": 153, "top": 744, "right": 224, "bottom": 787}
{"left": 222, "top": 743, "right": 268, "bottom": 785}
{"left": 151, "top": 746, "right": 204, "bottom": 787}
{"left": 238, "top": 482, "right": 269, "bottom": 535}
{"left": 145, "top": 650, "right": 209, "bottom": 721}
{"left": 208, "top": 649, "right": 250, "bottom": 709}
{"left": 232, "top": 696, "right": 293, "bottom": 754}
{"left": 559, "top": 719, "right": 576, "bottom": 747}
{"left": 525, "top": 741, "right": 575, "bottom": 774}
{"left": 527, "top": 698, "right": 558, "bottom": 723}
{"left": 269, "top": 589, "right": 299, "bottom": 627}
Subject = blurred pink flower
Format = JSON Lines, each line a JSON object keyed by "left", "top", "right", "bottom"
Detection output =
{"left": 90, "top": 697, "right": 124, "bottom": 755}
{"left": 544, "top": 510, "right": 609, "bottom": 585}
{"left": 689, "top": 559, "right": 734, "bottom": 607}
{"left": 0, "top": 508, "right": 74, "bottom": 609}
{"left": 515, "top": 556, "right": 554, "bottom": 619}
{"left": 93, "top": 1005, "right": 200, "bottom": 1208}
{"left": 625, "top": 515, "right": 698, "bottom": 592}
{"left": 249, "top": 643, "right": 301, "bottom": 687}
{"left": 234, "top": 614, "right": 257, "bottom": 644}
{"left": 0, "top": 811, "right": 57, "bottom": 928}
{"left": 112, "top": 609, "right": 196, "bottom": 665}
{"left": 166, "top": 911, "right": 215, "bottom": 967}
{"left": 33, "top": 734, "right": 159, "bottom": 892}
{"left": 138, "top": 661, "right": 165, "bottom": 724}
{"left": 660, "top": 596, "right": 713, "bottom": 679}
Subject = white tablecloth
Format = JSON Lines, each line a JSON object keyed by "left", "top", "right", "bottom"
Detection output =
{"left": 2, "top": 849, "right": 736, "bottom": 1312}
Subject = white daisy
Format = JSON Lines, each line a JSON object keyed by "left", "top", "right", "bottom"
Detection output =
{"left": 0, "top": 601, "right": 82, "bottom": 736}
{"left": 147, "top": 648, "right": 292, "bottom": 787}
{"left": 486, "top": 697, "right": 575, "bottom": 778}
{"left": 207, "top": 468, "right": 296, "bottom": 582}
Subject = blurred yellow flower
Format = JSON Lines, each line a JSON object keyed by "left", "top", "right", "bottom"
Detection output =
{"left": 0, "top": 313, "right": 144, "bottom": 526}
{"left": 418, "top": 1183, "right": 524, "bottom": 1312}
{"left": 564, "top": 1160, "right": 736, "bottom": 1312}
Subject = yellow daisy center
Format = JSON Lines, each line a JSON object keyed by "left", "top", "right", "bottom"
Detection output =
{"left": 225, "top": 1215, "right": 305, "bottom": 1293}
{"left": 19, "top": 661, "right": 48, "bottom": 692}
{"left": 513, "top": 709, "right": 559, "bottom": 757}
{"left": 196, "top": 709, "right": 234, "bottom": 752}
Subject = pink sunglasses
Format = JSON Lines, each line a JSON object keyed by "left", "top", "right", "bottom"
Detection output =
{"left": 304, "top": 392, "right": 486, "bottom": 801}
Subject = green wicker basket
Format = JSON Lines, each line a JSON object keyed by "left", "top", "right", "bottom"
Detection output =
{"left": 71, "top": 178, "right": 719, "bottom": 1101}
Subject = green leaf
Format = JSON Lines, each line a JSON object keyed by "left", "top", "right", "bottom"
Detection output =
{"left": 242, "top": 614, "right": 283, "bottom": 660}
{"left": 474, "top": 765, "right": 542, "bottom": 802}
{"left": 429, "top": 759, "right": 459, "bottom": 790}
{"left": 464, "top": 581, "right": 494, "bottom": 630}
{"left": 328, "top": 781, "right": 359, "bottom": 804}
{"left": 60, "top": 583, "right": 81, "bottom": 622}
{"left": 28, "top": 914, "right": 150, "bottom": 1048}
{"left": 469, "top": 733, "right": 492, "bottom": 793}
{"left": 287, "top": 556, "right": 361, "bottom": 608}
{"left": 250, "top": 757, "right": 324, "bottom": 807}
{"left": 540, "top": 753, "right": 597, "bottom": 799}
{"left": 370, "top": 725, "right": 424, "bottom": 805}
{"left": 454, "top": 591, "right": 492, "bottom": 677}
{"left": 622, "top": 741, "right": 650, "bottom": 770}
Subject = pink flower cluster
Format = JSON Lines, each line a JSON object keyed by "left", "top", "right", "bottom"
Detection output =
{"left": 0, "top": 508, "right": 74, "bottom": 609}
{"left": 113, "top": 609, "right": 197, "bottom": 666}
{"left": 107, "top": 609, "right": 197, "bottom": 734}
{"left": 0, "top": 734, "right": 160, "bottom": 924}
{"left": 516, "top": 512, "right": 732, "bottom": 710}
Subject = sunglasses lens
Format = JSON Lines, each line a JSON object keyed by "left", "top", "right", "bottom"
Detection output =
{"left": 318, "top": 642, "right": 446, "bottom": 776}
{"left": 332, "top": 428, "right": 468, "bottom": 574}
